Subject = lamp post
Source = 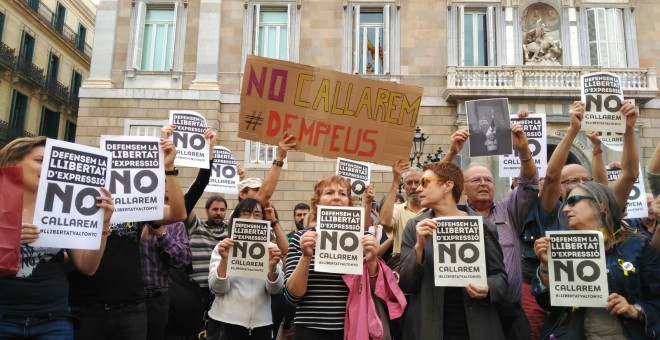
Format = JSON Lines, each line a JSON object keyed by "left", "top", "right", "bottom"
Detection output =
{"left": 409, "top": 126, "right": 427, "bottom": 168}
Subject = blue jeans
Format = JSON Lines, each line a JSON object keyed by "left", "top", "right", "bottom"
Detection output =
{"left": 72, "top": 302, "right": 147, "bottom": 340}
{"left": 0, "top": 315, "right": 73, "bottom": 339}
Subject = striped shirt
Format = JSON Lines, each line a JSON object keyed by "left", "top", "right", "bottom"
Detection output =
{"left": 284, "top": 229, "right": 348, "bottom": 331}
{"left": 188, "top": 216, "right": 227, "bottom": 288}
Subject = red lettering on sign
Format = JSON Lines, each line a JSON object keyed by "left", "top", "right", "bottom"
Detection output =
{"left": 266, "top": 110, "right": 281, "bottom": 136}
{"left": 329, "top": 125, "right": 345, "bottom": 152}
{"left": 314, "top": 122, "right": 330, "bottom": 147}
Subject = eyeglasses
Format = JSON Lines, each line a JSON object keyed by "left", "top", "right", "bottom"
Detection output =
{"left": 420, "top": 177, "right": 446, "bottom": 187}
{"left": 405, "top": 180, "right": 421, "bottom": 187}
{"left": 565, "top": 195, "right": 596, "bottom": 207}
{"left": 560, "top": 177, "right": 593, "bottom": 185}
{"left": 464, "top": 176, "right": 495, "bottom": 185}
{"left": 239, "top": 210, "right": 263, "bottom": 219}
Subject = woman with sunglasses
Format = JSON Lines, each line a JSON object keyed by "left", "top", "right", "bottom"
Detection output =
{"left": 206, "top": 198, "right": 284, "bottom": 340}
{"left": 398, "top": 162, "right": 508, "bottom": 340}
{"left": 533, "top": 182, "right": 660, "bottom": 339}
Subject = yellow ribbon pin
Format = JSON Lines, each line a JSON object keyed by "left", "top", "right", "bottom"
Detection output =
{"left": 618, "top": 259, "right": 635, "bottom": 276}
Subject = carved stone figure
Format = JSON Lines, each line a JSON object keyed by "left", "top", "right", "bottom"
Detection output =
{"left": 523, "top": 18, "right": 562, "bottom": 65}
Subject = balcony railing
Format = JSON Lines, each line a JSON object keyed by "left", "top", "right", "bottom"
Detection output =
{"left": 444, "top": 66, "right": 659, "bottom": 103}
{"left": 0, "top": 120, "right": 37, "bottom": 148}
{"left": 44, "top": 78, "right": 70, "bottom": 105}
{"left": 0, "top": 42, "right": 16, "bottom": 70}
{"left": 22, "top": 0, "right": 92, "bottom": 60}
{"left": 15, "top": 58, "right": 45, "bottom": 87}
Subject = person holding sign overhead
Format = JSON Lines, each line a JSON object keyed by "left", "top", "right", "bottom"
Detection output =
{"left": 206, "top": 198, "right": 284, "bottom": 340}
{"left": 398, "top": 162, "right": 508, "bottom": 340}
{"left": 533, "top": 182, "right": 660, "bottom": 339}
{"left": 284, "top": 175, "right": 383, "bottom": 340}
{"left": 0, "top": 136, "right": 115, "bottom": 338}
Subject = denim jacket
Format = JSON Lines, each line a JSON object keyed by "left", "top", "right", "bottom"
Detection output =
{"left": 533, "top": 236, "right": 660, "bottom": 339}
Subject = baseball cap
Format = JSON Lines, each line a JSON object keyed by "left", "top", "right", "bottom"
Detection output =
{"left": 238, "top": 177, "right": 263, "bottom": 192}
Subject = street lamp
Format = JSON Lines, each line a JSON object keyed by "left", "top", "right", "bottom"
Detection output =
{"left": 431, "top": 146, "right": 444, "bottom": 163}
{"left": 409, "top": 126, "right": 427, "bottom": 168}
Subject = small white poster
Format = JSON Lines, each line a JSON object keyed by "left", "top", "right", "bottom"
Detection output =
{"left": 169, "top": 110, "right": 209, "bottom": 169}
{"left": 227, "top": 219, "right": 271, "bottom": 279}
{"left": 206, "top": 146, "right": 239, "bottom": 195}
{"left": 33, "top": 139, "right": 111, "bottom": 250}
{"left": 499, "top": 114, "right": 547, "bottom": 177}
{"left": 581, "top": 72, "right": 626, "bottom": 134}
{"left": 432, "top": 216, "right": 487, "bottom": 287}
{"left": 314, "top": 205, "right": 364, "bottom": 275}
{"left": 336, "top": 158, "right": 371, "bottom": 207}
{"left": 607, "top": 165, "right": 648, "bottom": 219}
{"left": 547, "top": 230, "right": 608, "bottom": 308}
{"left": 101, "top": 135, "right": 165, "bottom": 223}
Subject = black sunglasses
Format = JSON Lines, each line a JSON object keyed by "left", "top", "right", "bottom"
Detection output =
{"left": 565, "top": 195, "right": 596, "bottom": 207}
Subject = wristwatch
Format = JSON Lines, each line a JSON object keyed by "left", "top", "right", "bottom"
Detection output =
{"left": 633, "top": 304, "right": 645, "bottom": 321}
{"left": 165, "top": 168, "right": 178, "bottom": 176}
{"left": 156, "top": 231, "right": 167, "bottom": 239}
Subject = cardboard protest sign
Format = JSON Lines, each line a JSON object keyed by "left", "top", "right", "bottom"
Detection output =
{"left": 547, "top": 230, "right": 607, "bottom": 307}
{"left": 336, "top": 158, "right": 371, "bottom": 207}
{"left": 101, "top": 136, "right": 165, "bottom": 223}
{"left": 170, "top": 110, "right": 209, "bottom": 169}
{"left": 466, "top": 98, "right": 513, "bottom": 157}
{"left": 432, "top": 216, "right": 487, "bottom": 287}
{"left": 499, "top": 114, "right": 547, "bottom": 177}
{"left": 32, "top": 139, "right": 111, "bottom": 250}
{"left": 581, "top": 72, "right": 625, "bottom": 134}
{"left": 238, "top": 55, "right": 423, "bottom": 166}
{"left": 314, "top": 205, "right": 364, "bottom": 275}
{"left": 206, "top": 146, "right": 239, "bottom": 195}
{"left": 607, "top": 165, "right": 648, "bottom": 219}
{"left": 227, "top": 219, "right": 271, "bottom": 279}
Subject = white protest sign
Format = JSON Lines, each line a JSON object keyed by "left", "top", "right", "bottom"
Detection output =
{"left": 432, "top": 216, "right": 487, "bottom": 287}
{"left": 314, "top": 205, "right": 364, "bottom": 275}
{"left": 547, "top": 230, "right": 607, "bottom": 307}
{"left": 588, "top": 99, "right": 634, "bottom": 153}
{"left": 336, "top": 158, "right": 371, "bottom": 207}
{"left": 227, "top": 219, "right": 271, "bottom": 279}
{"left": 33, "top": 139, "right": 111, "bottom": 250}
{"left": 499, "top": 114, "right": 547, "bottom": 177}
{"left": 101, "top": 136, "right": 165, "bottom": 223}
{"left": 607, "top": 165, "right": 648, "bottom": 219}
{"left": 169, "top": 110, "right": 209, "bottom": 168}
{"left": 206, "top": 146, "right": 239, "bottom": 195}
{"left": 581, "top": 72, "right": 625, "bottom": 134}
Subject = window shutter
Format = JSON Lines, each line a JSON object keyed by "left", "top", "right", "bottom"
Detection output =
{"left": 458, "top": 5, "right": 464, "bottom": 66}
{"left": 486, "top": 6, "right": 495, "bottom": 66}
{"left": 170, "top": 2, "right": 179, "bottom": 70}
{"left": 253, "top": 4, "right": 261, "bottom": 55}
{"left": 286, "top": 3, "right": 292, "bottom": 61}
{"left": 383, "top": 4, "right": 390, "bottom": 74}
{"left": 352, "top": 4, "right": 360, "bottom": 74}
{"left": 132, "top": 2, "right": 147, "bottom": 70}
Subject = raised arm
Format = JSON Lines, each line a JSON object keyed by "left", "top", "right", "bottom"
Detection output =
{"left": 511, "top": 122, "right": 536, "bottom": 180}
{"left": 379, "top": 159, "right": 409, "bottom": 233}
{"left": 184, "top": 128, "right": 216, "bottom": 225}
{"left": 442, "top": 128, "right": 469, "bottom": 164}
{"left": 586, "top": 131, "right": 607, "bottom": 185}
{"left": 254, "top": 131, "right": 297, "bottom": 205}
{"left": 540, "top": 101, "right": 583, "bottom": 213}
{"left": 154, "top": 138, "right": 187, "bottom": 224}
{"left": 611, "top": 101, "right": 639, "bottom": 208}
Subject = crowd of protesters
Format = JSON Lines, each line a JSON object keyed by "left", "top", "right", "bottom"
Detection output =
{"left": 2, "top": 100, "right": 660, "bottom": 340}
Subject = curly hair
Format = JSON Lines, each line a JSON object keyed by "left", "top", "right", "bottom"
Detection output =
{"left": 308, "top": 175, "right": 353, "bottom": 222}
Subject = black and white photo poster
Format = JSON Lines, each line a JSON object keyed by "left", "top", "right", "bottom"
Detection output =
{"left": 607, "top": 165, "right": 648, "bottom": 219}
{"left": 32, "top": 139, "right": 111, "bottom": 250}
{"left": 314, "top": 205, "right": 364, "bottom": 275}
{"left": 169, "top": 110, "right": 209, "bottom": 168}
{"left": 101, "top": 136, "right": 165, "bottom": 223}
{"left": 581, "top": 72, "right": 625, "bottom": 134}
{"left": 432, "top": 216, "right": 487, "bottom": 287}
{"left": 336, "top": 158, "right": 371, "bottom": 207}
{"left": 547, "top": 230, "right": 608, "bottom": 307}
{"left": 227, "top": 219, "right": 271, "bottom": 279}
{"left": 206, "top": 146, "right": 239, "bottom": 195}
{"left": 466, "top": 98, "right": 513, "bottom": 157}
{"left": 499, "top": 114, "right": 547, "bottom": 177}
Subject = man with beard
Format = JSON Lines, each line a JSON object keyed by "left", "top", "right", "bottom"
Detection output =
{"left": 286, "top": 203, "right": 310, "bottom": 242}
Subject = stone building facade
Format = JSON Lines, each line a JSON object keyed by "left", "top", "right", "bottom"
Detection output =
{"left": 78, "top": 0, "right": 659, "bottom": 229}
{"left": 0, "top": 0, "right": 96, "bottom": 146}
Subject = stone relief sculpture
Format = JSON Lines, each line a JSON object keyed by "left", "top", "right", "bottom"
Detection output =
{"left": 523, "top": 18, "right": 562, "bottom": 65}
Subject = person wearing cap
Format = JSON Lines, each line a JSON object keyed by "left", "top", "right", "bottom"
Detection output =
{"left": 238, "top": 177, "right": 263, "bottom": 200}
